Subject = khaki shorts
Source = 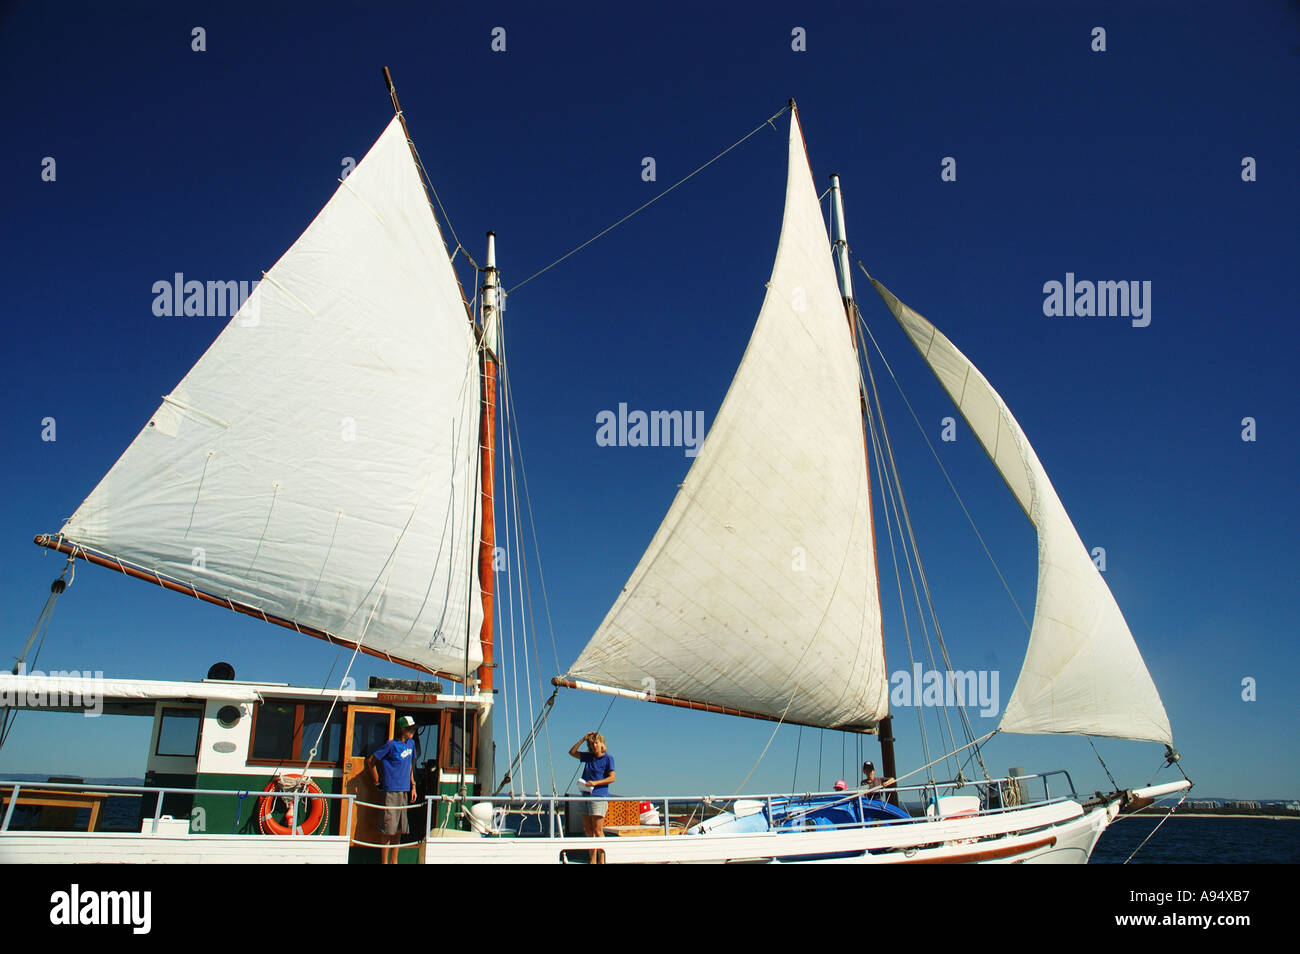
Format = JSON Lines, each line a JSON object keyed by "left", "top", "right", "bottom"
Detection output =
{"left": 378, "top": 790, "right": 410, "bottom": 835}
{"left": 583, "top": 799, "right": 609, "bottom": 817}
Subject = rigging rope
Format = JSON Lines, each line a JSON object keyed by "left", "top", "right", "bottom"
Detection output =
{"left": 501, "top": 317, "right": 543, "bottom": 796}
{"left": 1088, "top": 736, "right": 1120, "bottom": 791}
{"left": 855, "top": 260, "right": 1031, "bottom": 633}
{"left": 790, "top": 726, "right": 803, "bottom": 794}
{"left": 399, "top": 128, "right": 480, "bottom": 272}
{"left": 508, "top": 103, "right": 792, "bottom": 294}
{"left": 1123, "top": 788, "right": 1190, "bottom": 864}
{"left": 860, "top": 334, "right": 936, "bottom": 776}
{"left": 1, "top": 554, "right": 77, "bottom": 751}
{"left": 856, "top": 302, "right": 983, "bottom": 777}
{"left": 495, "top": 690, "right": 558, "bottom": 795}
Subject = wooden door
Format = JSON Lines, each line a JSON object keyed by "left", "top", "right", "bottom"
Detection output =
{"left": 342, "top": 706, "right": 394, "bottom": 845}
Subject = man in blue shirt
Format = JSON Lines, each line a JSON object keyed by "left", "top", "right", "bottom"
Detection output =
{"left": 569, "top": 731, "right": 615, "bottom": 863}
{"left": 367, "top": 715, "right": 418, "bottom": 864}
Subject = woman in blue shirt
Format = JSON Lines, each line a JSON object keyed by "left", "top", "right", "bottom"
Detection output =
{"left": 569, "top": 731, "right": 615, "bottom": 863}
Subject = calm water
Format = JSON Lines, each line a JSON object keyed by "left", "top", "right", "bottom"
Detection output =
{"left": 1092, "top": 816, "right": 1300, "bottom": 864}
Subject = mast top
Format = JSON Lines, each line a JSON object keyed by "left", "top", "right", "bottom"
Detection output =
{"left": 381, "top": 66, "right": 401, "bottom": 116}
{"left": 829, "top": 175, "right": 854, "bottom": 304}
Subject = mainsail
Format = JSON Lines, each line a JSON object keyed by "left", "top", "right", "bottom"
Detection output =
{"left": 869, "top": 278, "right": 1172, "bottom": 745}
{"left": 563, "top": 111, "right": 889, "bottom": 731}
{"left": 46, "top": 117, "right": 484, "bottom": 678}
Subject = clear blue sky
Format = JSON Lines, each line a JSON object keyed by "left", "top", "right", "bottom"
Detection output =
{"left": 1, "top": 1, "right": 1296, "bottom": 800}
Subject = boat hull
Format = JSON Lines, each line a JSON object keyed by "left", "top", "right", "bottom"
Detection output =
{"left": 0, "top": 798, "right": 1118, "bottom": 865}
{"left": 418, "top": 799, "right": 1118, "bottom": 865}
{"left": 0, "top": 831, "right": 349, "bottom": 864}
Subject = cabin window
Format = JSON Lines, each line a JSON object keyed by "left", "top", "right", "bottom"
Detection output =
{"left": 249, "top": 700, "right": 344, "bottom": 765}
{"left": 417, "top": 720, "right": 438, "bottom": 771}
{"left": 350, "top": 711, "right": 392, "bottom": 759}
{"left": 298, "top": 704, "right": 344, "bottom": 762}
{"left": 250, "top": 702, "right": 295, "bottom": 760}
{"left": 439, "top": 709, "right": 478, "bottom": 773}
{"left": 156, "top": 707, "right": 202, "bottom": 758}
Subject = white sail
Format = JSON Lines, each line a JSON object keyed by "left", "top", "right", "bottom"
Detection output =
{"left": 869, "top": 279, "right": 1172, "bottom": 745}
{"left": 566, "top": 111, "right": 889, "bottom": 730}
{"left": 58, "top": 117, "right": 484, "bottom": 678}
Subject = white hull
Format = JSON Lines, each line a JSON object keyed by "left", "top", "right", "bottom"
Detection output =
{"left": 0, "top": 798, "right": 1115, "bottom": 865}
{"left": 420, "top": 799, "right": 1118, "bottom": 865}
{"left": 0, "top": 831, "right": 349, "bottom": 864}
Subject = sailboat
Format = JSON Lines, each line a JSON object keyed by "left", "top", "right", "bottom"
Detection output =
{"left": 0, "top": 76, "right": 1189, "bottom": 864}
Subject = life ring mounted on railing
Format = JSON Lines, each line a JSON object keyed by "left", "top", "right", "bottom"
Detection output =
{"left": 257, "top": 773, "right": 328, "bottom": 835}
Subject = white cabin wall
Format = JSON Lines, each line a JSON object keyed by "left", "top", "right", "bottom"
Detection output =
{"left": 144, "top": 702, "right": 202, "bottom": 777}
{"left": 194, "top": 699, "right": 255, "bottom": 776}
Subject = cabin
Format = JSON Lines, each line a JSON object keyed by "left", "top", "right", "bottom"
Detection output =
{"left": 0, "top": 664, "right": 484, "bottom": 863}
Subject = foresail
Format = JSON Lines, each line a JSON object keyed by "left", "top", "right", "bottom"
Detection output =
{"left": 55, "top": 117, "right": 484, "bottom": 678}
{"left": 566, "top": 111, "right": 888, "bottom": 731}
{"left": 869, "top": 279, "right": 1172, "bottom": 745}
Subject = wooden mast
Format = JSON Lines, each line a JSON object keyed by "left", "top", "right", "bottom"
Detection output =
{"left": 475, "top": 233, "right": 500, "bottom": 794}
{"left": 828, "top": 169, "right": 899, "bottom": 800}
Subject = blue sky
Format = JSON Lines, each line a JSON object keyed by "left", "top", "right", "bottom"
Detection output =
{"left": 1, "top": 1, "right": 1297, "bottom": 800}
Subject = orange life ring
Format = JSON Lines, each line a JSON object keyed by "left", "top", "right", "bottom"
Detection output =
{"left": 257, "top": 774, "right": 328, "bottom": 835}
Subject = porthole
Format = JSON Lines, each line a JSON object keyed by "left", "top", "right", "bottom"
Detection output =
{"left": 217, "top": 705, "right": 242, "bottom": 729}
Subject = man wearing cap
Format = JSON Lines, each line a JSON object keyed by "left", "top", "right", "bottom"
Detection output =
{"left": 367, "top": 715, "right": 419, "bottom": 864}
{"left": 861, "top": 761, "right": 895, "bottom": 794}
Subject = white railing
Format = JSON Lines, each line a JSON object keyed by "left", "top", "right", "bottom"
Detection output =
{"left": 1, "top": 770, "right": 1076, "bottom": 841}
{"left": 428, "top": 770, "right": 1078, "bottom": 838}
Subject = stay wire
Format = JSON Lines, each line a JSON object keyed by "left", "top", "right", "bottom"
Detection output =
{"left": 855, "top": 260, "right": 1031, "bottom": 634}
{"left": 1, "top": 554, "right": 77, "bottom": 751}
{"left": 856, "top": 303, "right": 978, "bottom": 771}
{"left": 508, "top": 103, "right": 791, "bottom": 294}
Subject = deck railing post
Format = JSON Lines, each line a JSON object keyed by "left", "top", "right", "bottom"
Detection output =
{"left": 152, "top": 790, "right": 163, "bottom": 833}
{"left": 1, "top": 784, "right": 20, "bottom": 831}
{"left": 663, "top": 798, "right": 669, "bottom": 836}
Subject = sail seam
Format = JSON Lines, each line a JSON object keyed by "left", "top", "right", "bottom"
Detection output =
{"left": 337, "top": 174, "right": 388, "bottom": 227}
{"left": 254, "top": 269, "right": 316, "bottom": 319}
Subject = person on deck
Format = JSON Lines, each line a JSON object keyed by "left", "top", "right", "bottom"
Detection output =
{"left": 367, "top": 715, "right": 419, "bottom": 864}
{"left": 569, "top": 732, "right": 615, "bottom": 864}
{"left": 861, "top": 761, "right": 895, "bottom": 795}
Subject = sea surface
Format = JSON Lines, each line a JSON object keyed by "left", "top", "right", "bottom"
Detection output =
{"left": 1091, "top": 815, "right": 1300, "bottom": 864}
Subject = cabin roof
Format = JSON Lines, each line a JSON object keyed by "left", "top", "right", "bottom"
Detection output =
{"left": 0, "top": 673, "right": 475, "bottom": 713}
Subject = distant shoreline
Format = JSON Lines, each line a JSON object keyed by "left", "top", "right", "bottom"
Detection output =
{"left": 1129, "top": 811, "right": 1298, "bottom": 820}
